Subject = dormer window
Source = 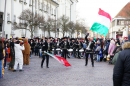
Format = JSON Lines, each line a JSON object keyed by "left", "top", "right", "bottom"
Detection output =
{"left": 24, "top": 0, "right": 27, "bottom": 5}
{"left": 29, "top": 0, "right": 32, "bottom": 6}
{"left": 7, "top": 13, "right": 11, "bottom": 24}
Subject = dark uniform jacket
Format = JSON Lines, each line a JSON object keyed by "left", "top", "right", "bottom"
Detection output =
{"left": 113, "top": 42, "right": 130, "bottom": 86}
{"left": 61, "top": 41, "right": 70, "bottom": 49}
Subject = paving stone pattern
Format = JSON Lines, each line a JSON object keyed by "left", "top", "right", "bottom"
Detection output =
{"left": 0, "top": 56, "right": 114, "bottom": 86}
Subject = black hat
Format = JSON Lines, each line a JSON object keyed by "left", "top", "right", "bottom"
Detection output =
{"left": 70, "top": 38, "right": 75, "bottom": 41}
{"left": 63, "top": 37, "right": 67, "bottom": 39}
{"left": 22, "top": 37, "right": 25, "bottom": 38}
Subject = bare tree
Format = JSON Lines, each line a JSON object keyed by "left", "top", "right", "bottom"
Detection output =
{"left": 40, "top": 23, "right": 47, "bottom": 37}
{"left": 67, "top": 21, "right": 75, "bottom": 37}
{"left": 13, "top": 9, "right": 44, "bottom": 38}
{"left": 45, "top": 17, "right": 55, "bottom": 37}
{"left": 81, "top": 26, "right": 87, "bottom": 36}
{"left": 57, "top": 15, "right": 69, "bottom": 37}
{"left": 74, "top": 22, "right": 82, "bottom": 37}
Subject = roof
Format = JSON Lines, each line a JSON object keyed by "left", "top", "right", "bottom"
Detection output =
{"left": 115, "top": 2, "right": 130, "bottom": 18}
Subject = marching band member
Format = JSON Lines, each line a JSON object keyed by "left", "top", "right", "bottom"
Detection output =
{"left": 61, "top": 37, "right": 70, "bottom": 59}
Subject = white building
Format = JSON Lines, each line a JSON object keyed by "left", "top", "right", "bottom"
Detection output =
{"left": 109, "top": 17, "right": 130, "bottom": 39}
{"left": 0, "top": 0, "right": 78, "bottom": 38}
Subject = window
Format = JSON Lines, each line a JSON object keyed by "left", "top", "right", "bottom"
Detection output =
{"left": 35, "top": 0, "right": 37, "bottom": 9}
{"left": 29, "top": 0, "right": 32, "bottom": 6}
{"left": 54, "top": 9, "right": 56, "bottom": 16}
{"left": 117, "top": 20, "right": 121, "bottom": 25}
{"left": 7, "top": 13, "right": 10, "bottom": 21}
{"left": 0, "top": 15, "right": 2, "bottom": 18}
{"left": 120, "top": 21, "right": 124, "bottom": 25}
{"left": 43, "top": 3, "right": 45, "bottom": 11}
{"left": 47, "top": 6, "right": 50, "bottom": 13}
{"left": 0, "top": 23, "right": 2, "bottom": 31}
{"left": 46, "top": 5, "right": 48, "bottom": 12}
{"left": 128, "top": 21, "right": 130, "bottom": 25}
{"left": 40, "top": 3, "right": 43, "bottom": 10}
{"left": 14, "top": 15, "right": 16, "bottom": 22}
{"left": 125, "top": 20, "right": 130, "bottom": 25}
{"left": 45, "top": 5, "right": 46, "bottom": 12}
{"left": 38, "top": 1, "right": 40, "bottom": 10}
{"left": 51, "top": 8, "right": 53, "bottom": 15}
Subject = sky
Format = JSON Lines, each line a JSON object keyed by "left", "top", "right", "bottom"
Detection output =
{"left": 76, "top": 0, "right": 130, "bottom": 27}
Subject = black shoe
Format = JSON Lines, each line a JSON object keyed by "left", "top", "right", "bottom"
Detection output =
{"left": 85, "top": 64, "right": 87, "bottom": 66}
{"left": 92, "top": 65, "right": 94, "bottom": 67}
{"left": 46, "top": 67, "right": 49, "bottom": 68}
{"left": 41, "top": 66, "right": 43, "bottom": 68}
{"left": 19, "top": 70, "right": 24, "bottom": 72}
{"left": 13, "top": 70, "right": 17, "bottom": 72}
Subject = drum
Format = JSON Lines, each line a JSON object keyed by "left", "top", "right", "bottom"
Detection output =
{"left": 79, "top": 49, "right": 84, "bottom": 52}
{"left": 56, "top": 48, "right": 61, "bottom": 55}
{"left": 68, "top": 49, "right": 73, "bottom": 52}
{"left": 79, "top": 49, "right": 84, "bottom": 58}
{"left": 52, "top": 49, "right": 54, "bottom": 54}
{"left": 68, "top": 49, "right": 73, "bottom": 58}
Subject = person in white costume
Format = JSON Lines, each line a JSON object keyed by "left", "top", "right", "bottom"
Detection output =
{"left": 13, "top": 41, "right": 25, "bottom": 72}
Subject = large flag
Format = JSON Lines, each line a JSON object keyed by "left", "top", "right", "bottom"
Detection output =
{"left": 90, "top": 8, "right": 111, "bottom": 36}
{"left": 45, "top": 52, "right": 71, "bottom": 67}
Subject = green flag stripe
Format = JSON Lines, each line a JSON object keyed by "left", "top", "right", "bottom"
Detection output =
{"left": 90, "top": 22, "right": 109, "bottom": 36}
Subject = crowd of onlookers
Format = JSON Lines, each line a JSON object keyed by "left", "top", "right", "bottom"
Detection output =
{"left": 0, "top": 35, "right": 129, "bottom": 81}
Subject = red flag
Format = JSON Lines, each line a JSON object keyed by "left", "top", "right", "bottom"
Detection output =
{"left": 55, "top": 55, "right": 71, "bottom": 67}
{"left": 45, "top": 52, "right": 71, "bottom": 67}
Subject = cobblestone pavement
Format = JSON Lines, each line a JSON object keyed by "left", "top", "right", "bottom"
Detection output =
{"left": 0, "top": 56, "right": 114, "bottom": 86}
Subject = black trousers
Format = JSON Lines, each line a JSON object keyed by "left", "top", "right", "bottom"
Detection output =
{"left": 31, "top": 48, "right": 34, "bottom": 54}
{"left": 35, "top": 50, "right": 39, "bottom": 56}
{"left": 41, "top": 55, "right": 49, "bottom": 67}
{"left": 62, "top": 49, "right": 67, "bottom": 59}
{"left": 77, "top": 48, "right": 81, "bottom": 58}
{"left": 85, "top": 50, "right": 94, "bottom": 66}
{"left": 73, "top": 48, "right": 76, "bottom": 58}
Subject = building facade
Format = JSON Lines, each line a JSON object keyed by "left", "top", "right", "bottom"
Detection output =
{"left": 110, "top": 2, "right": 130, "bottom": 39}
{"left": 0, "top": 0, "right": 78, "bottom": 38}
{"left": 110, "top": 17, "right": 130, "bottom": 39}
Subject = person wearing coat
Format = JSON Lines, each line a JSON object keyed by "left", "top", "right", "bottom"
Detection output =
{"left": 113, "top": 37, "right": 130, "bottom": 86}
{"left": 108, "top": 39, "right": 116, "bottom": 62}
{"left": 8, "top": 39, "right": 15, "bottom": 71}
{"left": 85, "top": 37, "right": 95, "bottom": 67}
{"left": 22, "top": 38, "right": 31, "bottom": 65}
{"left": 112, "top": 51, "right": 121, "bottom": 65}
{"left": 13, "top": 41, "right": 25, "bottom": 72}
{"left": 41, "top": 38, "right": 52, "bottom": 68}
{"left": 30, "top": 40, "right": 35, "bottom": 55}
{"left": 61, "top": 37, "right": 70, "bottom": 59}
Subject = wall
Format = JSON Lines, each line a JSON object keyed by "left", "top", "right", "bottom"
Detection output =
{"left": 0, "top": 0, "right": 78, "bottom": 38}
